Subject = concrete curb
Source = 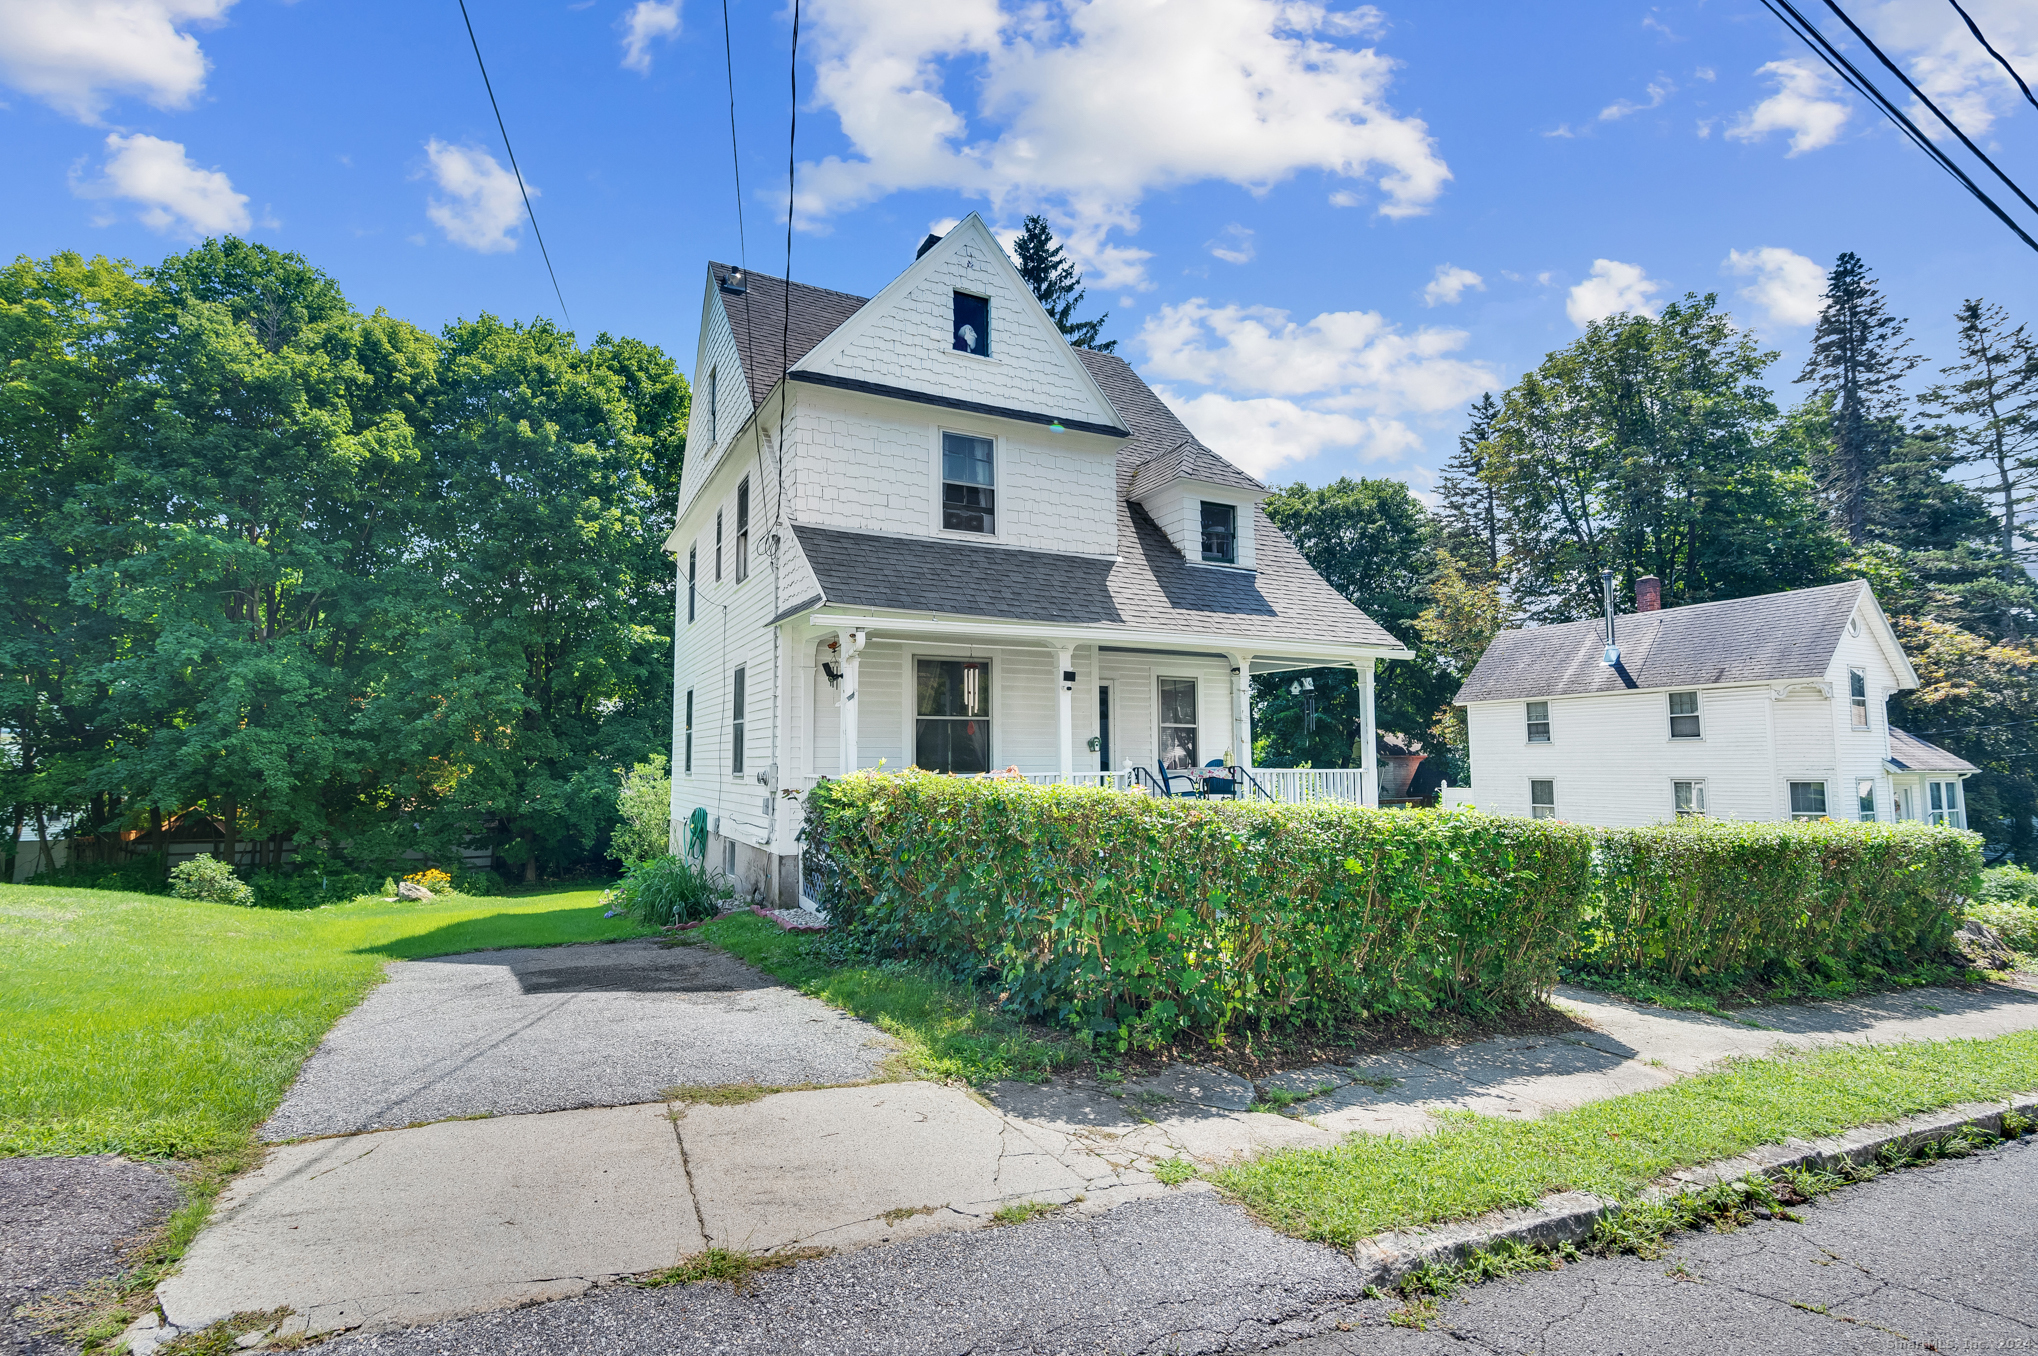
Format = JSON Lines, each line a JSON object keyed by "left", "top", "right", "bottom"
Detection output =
{"left": 1350, "top": 1090, "right": 2038, "bottom": 1288}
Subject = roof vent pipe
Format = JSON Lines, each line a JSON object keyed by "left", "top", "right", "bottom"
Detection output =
{"left": 1636, "top": 575, "right": 1662, "bottom": 612}
{"left": 1601, "top": 569, "right": 1620, "bottom": 667}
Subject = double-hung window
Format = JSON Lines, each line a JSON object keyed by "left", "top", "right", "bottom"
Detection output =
{"left": 683, "top": 689, "right": 694, "bottom": 774}
{"left": 1857, "top": 778, "right": 1877, "bottom": 822}
{"left": 1668, "top": 691, "right": 1702, "bottom": 739}
{"left": 941, "top": 432, "right": 995, "bottom": 534}
{"left": 1200, "top": 502, "right": 1237, "bottom": 564}
{"left": 730, "top": 667, "right": 746, "bottom": 776}
{"left": 1159, "top": 677, "right": 1199, "bottom": 769}
{"left": 1674, "top": 780, "right": 1706, "bottom": 817}
{"left": 687, "top": 546, "right": 697, "bottom": 624}
{"left": 715, "top": 510, "right": 724, "bottom": 582}
{"left": 1530, "top": 779, "right": 1556, "bottom": 819}
{"left": 1789, "top": 781, "right": 1827, "bottom": 820}
{"left": 915, "top": 659, "right": 991, "bottom": 773}
{"left": 1928, "top": 779, "right": 1964, "bottom": 829}
{"left": 952, "top": 291, "right": 990, "bottom": 355}
{"left": 1849, "top": 667, "right": 1869, "bottom": 729}
{"left": 735, "top": 478, "right": 750, "bottom": 583}
{"left": 1526, "top": 701, "right": 1551, "bottom": 743}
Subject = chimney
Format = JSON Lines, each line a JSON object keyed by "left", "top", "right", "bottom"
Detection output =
{"left": 1636, "top": 575, "right": 1662, "bottom": 612}
{"left": 916, "top": 232, "right": 944, "bottom": 260}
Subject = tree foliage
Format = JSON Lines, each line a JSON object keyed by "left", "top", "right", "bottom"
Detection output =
{"left": 1011, "top": 215, "right": 1114, "bottom": 353}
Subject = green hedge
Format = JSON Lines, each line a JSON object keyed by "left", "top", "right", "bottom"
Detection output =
{"left": 803, "top": 772, "right": 1596, "bottom": 1046}
{"left": 1588, "top": 818, "right": 1978, "bottom": 986}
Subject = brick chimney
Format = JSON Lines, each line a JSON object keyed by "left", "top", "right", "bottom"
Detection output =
{"left": 1636, "top": 575, "right": 1662, "bottom": 612}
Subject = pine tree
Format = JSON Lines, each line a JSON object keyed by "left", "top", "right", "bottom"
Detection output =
{"left": 1798, "top": 252, "right": 1924, "bottom": 543}
{"left": 1924, "top": 299, "right": 2038, "bottom": 565}
{"left": 1012, "top": 215, "right": 1115, "bottom": 353}
{"left": 1434, "top": 392, "right": 1502, "bottom": 576}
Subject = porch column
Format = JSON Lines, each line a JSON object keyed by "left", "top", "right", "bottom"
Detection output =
{"left": 1358, "top": 658, "right": 1378, "bottom": 807}
{"left": 1226, "top": 653, "right": 1254, "bottom": 768}
{"left": 837, "top": 628, "right": 866, "bottom": 774}
{"left": 1054, "top": 642, "right": 1077, "bottom": 777}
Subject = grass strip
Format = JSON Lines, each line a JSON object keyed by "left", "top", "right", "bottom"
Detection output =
{"left": 0, "top": 881, "right": 652, "bottom": 1159}
{"left": 695, "top": 912, "right": 1081, "bottom": 1084}
{"left": 1217, "top": 1030, "right": 2038, "bottom": 1247}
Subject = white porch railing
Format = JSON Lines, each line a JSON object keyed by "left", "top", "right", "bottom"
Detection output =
{"left": 1017, "top": 768, "right": 1369, "bottom": 804}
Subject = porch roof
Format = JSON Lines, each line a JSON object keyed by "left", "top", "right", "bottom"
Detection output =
{"left": 1886, "top": 727, "right": 1979, "bottom": 775}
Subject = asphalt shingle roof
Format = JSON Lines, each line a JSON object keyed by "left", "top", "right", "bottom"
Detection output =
{"left": 1455, "top": 580, "right": 1873, "bottom": 703}
{"left": 1127, "top": 437, "right": 1268, "bottom": 502}
{"left": 710, "top": 263, "right": 870, "bottom": 409}
{"left": 1887, "top": 727, "right": 1979, "bottom": 774}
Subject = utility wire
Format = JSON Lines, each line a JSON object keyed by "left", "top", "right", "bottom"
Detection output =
{"left": 1820, "top": 0, "right": 2038, "bottom": 222}
{"left": 1760, "top": 0, "right": 2038, "bottom": 255}
{"left": 721, "top": 0, "right": 747, "bottom": 267}
{"left": 1945, "top": 0, "right": 2038, "bottom": 116}
{"left": 456, "top": 0, "right": 571, "bottom": 325}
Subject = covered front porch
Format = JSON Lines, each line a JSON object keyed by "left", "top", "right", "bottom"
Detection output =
{"left": 785, "top": 609, "right": 1401, "bottom": 806}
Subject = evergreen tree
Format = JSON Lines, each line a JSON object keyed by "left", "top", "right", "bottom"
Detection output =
{"left": 1011, "top": 215, "right": 1115, "bottom": 353}
{"left": 1434, "top": 391, "right": 1502, "bottom": 577}
{"left": 1924, "top": 299, "right": 2038, "bottom": 566}
{"left": 1798, "top": 252, "right": 1924, "bottom": 543}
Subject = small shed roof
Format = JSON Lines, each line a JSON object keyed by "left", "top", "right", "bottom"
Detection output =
{"left": 1886, "top": 727, "right": 1980, "bottom": 774}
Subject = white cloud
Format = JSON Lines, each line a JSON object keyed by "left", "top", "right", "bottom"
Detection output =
{"left": 795, "top": 0, "right": 1448, "bottom": 289}
{"left": 1600, "top": 77, "right": 1673, "bottom": 121}
{"left": 71, "top": 132, "right": 249, "bottom": 234}
{"left": 1423, "top": 263, "right": 1484, "bottom": 307}
{"left": 1723, "top": 246, "right": 1826, "bottom": 327}
{"left": 619, "top": 0, "right": 680, "bottom": 73}
{"left": 0, "top": 0, "right": 234, "bottom": 122}
{"left": 419, "top": 139, "right": 529, "bottom": 253}
{"left": 1857, "top": 0, "right": 2036, "bottom": 137}
{"left": 1207, "top": 223, "right": 1254, "bottom": 265}
{"left": 1727, "top": 58, "right": 1851, "bottom": 156}
{"left": 1565, "top": 259, "right": 1662, "bottom": 326}
{"left": 1138, "top": 298, "right": 1497, "bottom": 477}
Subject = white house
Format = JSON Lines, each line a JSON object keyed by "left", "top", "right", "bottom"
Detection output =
{"left": 1454, "top": 577, "right": 1975, "bottom": 829}
{"left": 665, "top": 216, "right": 1411, "bottom": 905}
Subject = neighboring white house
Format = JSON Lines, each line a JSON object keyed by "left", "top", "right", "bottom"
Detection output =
{"left": 665, "top": 215, "right": 1411, "bottom": 905}
{"left": 1454, "top": 577, "right": 1975, "bottom": 829}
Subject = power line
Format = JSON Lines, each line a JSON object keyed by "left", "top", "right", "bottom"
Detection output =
{"left": 1945, "top": 0, "right": 2038, "bottom": 116}
{"left": 720, "top": 0, "right": 747, "bottom": 267}
{"left": 1819, "top": 0, "right": 2038, "bottom": 223}
{"left": 455, "top": 0, "right": 571, "bottom": 325}
{"left": 1759, "top": 0, "right": 2038, "bottom": 256}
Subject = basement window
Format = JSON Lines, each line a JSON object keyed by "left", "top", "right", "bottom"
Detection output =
{"left": 952, "top": 291, "right": 990, "bottom": 356}
{"left": 1529, "top": 779, "right": 1556, "bottom": 820}
{"left": 1200, "top": 502, "right": 1237, "bottom": 564}
{"left": 1668, "top": 691, "right": 1701, "bottom": 740}
{"left": 941, "top": 432, "right": 996, "bottom": 533}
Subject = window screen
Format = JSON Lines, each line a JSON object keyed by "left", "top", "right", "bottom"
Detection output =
{"left": 1159, "top": 677, "right": 1199, "bottom": 769}
{"left": 1668, "top": 691, "right": 1701, "bottom": 739}
{"left": 952, "top": 291, "right": 990, "bottom": 355}
{"left": 915, "top": 659, "right": 991, "bottom": 773}
{"left": 1530, "top": 779, "right": 1556, "bottom": 819}
{"left": 1789, "top": 781, "right": 1826, "bottom": 820}
{"left": 1850, "top": 667, "right": 1868, "bottom": 729}
{"left": 1200, "top": 502, "right": 1237, "bottom": 564}
{"left": 1526, "top": 701, "right": 1551, "bottom": 743}
{"left": 941, "top": 432, "right": 995, "bottom": 533}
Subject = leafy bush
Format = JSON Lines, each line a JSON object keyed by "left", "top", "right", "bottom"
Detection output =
{"left": 1969, "top": 901, "right": 2038, "bottom": 952}
{"left": 168, "top": 854, "right": 254, "bottom": 907}
{"left": 614, "top": 755, "right": 673, "bottom": 867}
{"left": 1977, "top": 865, "right": 2038, "bottom": 908}
{"left": 803, "top": 772, "right": 1596, "bottom": 1047}
{"left": 606, "top": 853, "right": 724, "bottom": 927}
{"left": 1587, "top": 818, "right": 1979, "bottom": 988}
{"left": 22, "top": 853, "right": 171, "bottom": 895}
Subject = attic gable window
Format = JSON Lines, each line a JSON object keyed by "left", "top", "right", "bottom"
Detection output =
{"left": 952, "top": 291, "right": 990, "bottom": 356}
{"left": 1200, "top": 502, "right": 1237, "bottom": 564}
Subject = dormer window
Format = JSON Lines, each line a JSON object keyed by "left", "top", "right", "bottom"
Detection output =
{"left": 941, "top": 432, "right": 995, "bottom": 533}
{"left": 1200, "top": 502, "right": 1237, "bottom": 564}
{"left": 952, "top": 291, "right": 990, "bottom": 356}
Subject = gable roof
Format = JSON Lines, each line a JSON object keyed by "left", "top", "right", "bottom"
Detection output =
{"left": 709, "top": 262, "right": 869, "bottom": 409}
{"left": 1887, "top": 727, "right": 1979, "bottom": 774}
{"left": 1127, "top": 437, "right": 1268, "bottom": 502}
{"left": 1456, "top": 580, "right": 1883, "bottom": 703}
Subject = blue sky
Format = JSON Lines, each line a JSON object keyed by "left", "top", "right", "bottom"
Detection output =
{"left": 3, "top": 0, "right": 2035, "bottom": 494}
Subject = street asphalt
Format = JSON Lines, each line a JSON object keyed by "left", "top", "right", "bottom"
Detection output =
{"left": 322, "top": 1132, "right": 2038, "bottom": 1355}
{"left": 0, "top": 1156, "right": 179, "bottom": 1356}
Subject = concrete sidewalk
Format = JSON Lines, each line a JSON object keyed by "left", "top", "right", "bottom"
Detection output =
{"left": 148, "top": 970, "right": 2038, "bottom": 1348}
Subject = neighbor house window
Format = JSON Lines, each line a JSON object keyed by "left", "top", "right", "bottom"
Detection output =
{"left": 1789, "top": 781, "right": 1827, "bottom": 820}
{"left": 1674, "top": 780, "right": 1706, "bottom": 817}
{"left": 1200, "top": 502, "right": 1237, "bottom": 564}
{"left": 1526, "top": 701, "right": 1551, "bottom": 743}
{"left": 1929, "top": 779, "right": 1964, "bottom": 829}
{"left": 1857, "top": 778, "right": 1876, "bottom": 822}
{"left": 1159, "top": 677, "right": 1199, "bottom": 769}
{"left": 706, "top": 367, "right": 718, "bottom": 447}
{"left": 952, "top": 291, "right": 990, "bottom": 355}
{"left": 735, "top": 478, "right": 750, "bottom": 583}
{"left": 1849, "top": 667, "right": 1868, "bottom": 729}
{"left": 715, "top": 510, "right": 724, "bottom": 581}
{"left": 687, "top": 546, "right": 697, "bottom": 623}
{"left": 684, "top": 689, "right": 694, "bottom": 774}
{"left": 1530, "top": 779, "right": 1556, "bottom": 819}
{"left": 730, "top": 667, "right": 746, "bottom": 776}
{"left": 941, "top": 432, "right": 995, "bottom": 533}
{"left": 915, "top": 659, "right": 991, "bottom": 773}
{"left": 1668, "top": 691, "right": 1702, "bottom": 739}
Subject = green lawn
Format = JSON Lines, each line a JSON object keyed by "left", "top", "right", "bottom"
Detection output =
{"left": 0, "top": 882, "right": 654, "bottom": 1158}
{"left": 1218, "top": 1031, "right": 2038, "bottom": 1246}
